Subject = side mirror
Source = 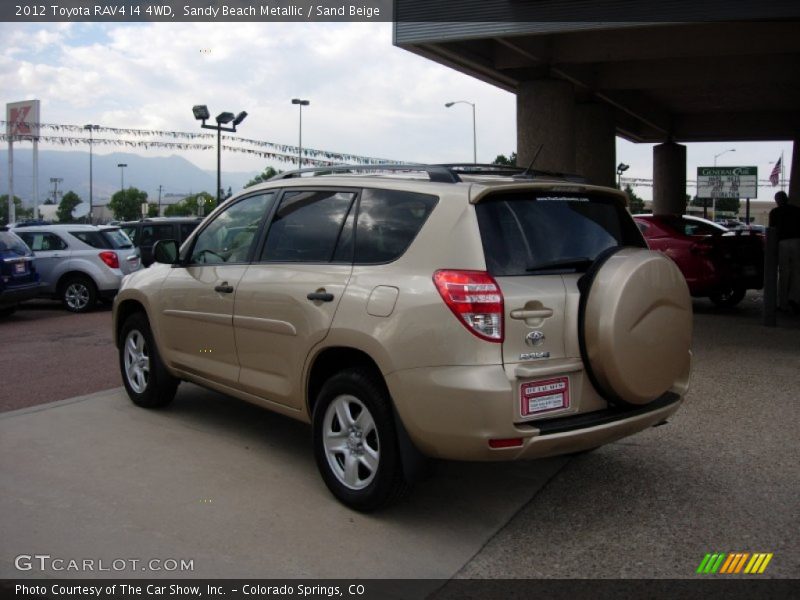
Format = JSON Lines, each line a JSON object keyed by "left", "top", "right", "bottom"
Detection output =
{"left": 153, "top": 239, "right": 180, "bottom": 265}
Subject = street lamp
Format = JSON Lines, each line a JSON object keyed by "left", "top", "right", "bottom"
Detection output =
{"left": 616, "top": 163, "right": 630, "bottom": 189}
{"left": 291, "top": 98, "right": 310, "bottom": 168}
{"left": 711, "top": 148, "right": 736, "bottom": 221}
{"left": 192, "top": 104, "right": 248, "bottom": 205}
{"left": 84, "top": 124, "right": 99, "bottom": 223}
{"left": 445, "top": 101, "right": 477, "bottom": 164}
{"left": 117, "top": 163, "right": 127, "bottom": 204}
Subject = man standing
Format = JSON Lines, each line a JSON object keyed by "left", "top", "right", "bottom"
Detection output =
{"left": 769, "top": 191, "right": 800, "bottom": 313}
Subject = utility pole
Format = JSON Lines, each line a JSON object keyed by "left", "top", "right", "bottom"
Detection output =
{"left": 157, "top": 185, "right": 163, "bottom": 217}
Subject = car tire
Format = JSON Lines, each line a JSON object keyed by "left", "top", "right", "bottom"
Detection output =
{"left": 709, "top": 287, "right": 746, "bottom": 308}
{"left": 312, "top": 368, "right": 410, "bottom": 511}
{"left": 119, "top": 312, "right": 178, "bottom": 408}
{"left": 60, "top": 274, "right": 97, "bottom": 313}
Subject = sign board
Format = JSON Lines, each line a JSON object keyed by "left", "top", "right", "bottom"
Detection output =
{"left": 6, "top": 99, "right": 41, "bottom": 140}
{"left": 696, "top": 166, "right": 757, "bottom": 199}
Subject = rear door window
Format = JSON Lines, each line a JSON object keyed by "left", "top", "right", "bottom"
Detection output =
{"left": 18, "top": 232, "right": 68, "bottom": 252}
{"left": 70, "top": 231, "right": 111, "bottom": 249}
{"left": 476, "top": 191, "right": 644, "bottom": 276}
{"left": 260, "top": 190, "right": 356, "bottom": 263}
{"left": 354, "top": 189, "right": 438, "bottom": 264}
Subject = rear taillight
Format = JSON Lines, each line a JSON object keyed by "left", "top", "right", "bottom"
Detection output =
{"left": 99, "top": 251, "right": 119, "bottom": 269}
{"left": 433, "top": 270, "right": 504, "bottom": 342}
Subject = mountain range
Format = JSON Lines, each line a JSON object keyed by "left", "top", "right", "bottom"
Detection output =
{"left": 0, "top": 149, "right": 261, "bottom": 216}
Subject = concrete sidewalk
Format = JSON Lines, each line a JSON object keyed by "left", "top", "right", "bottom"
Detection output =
{"left": 0, "top": 384, "right": 564, "bottom": 580}
{"left": 2, "top": 293, "right": 797, "bottom": 581}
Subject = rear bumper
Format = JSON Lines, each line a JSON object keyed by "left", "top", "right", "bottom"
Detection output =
{"left": 387, "top": 364, "right": 685, "bottom": 461}
{"left": 0, "top": 282, "right": 41, "bottom": 308}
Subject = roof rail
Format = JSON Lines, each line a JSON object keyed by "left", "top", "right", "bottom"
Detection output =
{"left": 269, "top": 164, "right": 462, "bottom": 184}
{"left": 437, "top": 163, "right": 586, "bottom": 183}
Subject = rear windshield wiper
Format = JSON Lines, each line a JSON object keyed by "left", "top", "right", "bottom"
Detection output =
{"left": 526, "top": 257, "right": 593, "bottom": 273}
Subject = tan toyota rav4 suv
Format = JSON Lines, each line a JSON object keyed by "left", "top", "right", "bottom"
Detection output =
{"left": 113, "top": 164, "right": 692, "bottom": 511}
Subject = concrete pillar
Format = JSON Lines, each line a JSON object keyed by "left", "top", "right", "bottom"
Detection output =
{"left": 652, "top": 142, "right": 687, "bottom": 216}
{"left": 517, "top": 79, "right": 575, "bottom": 173}
{"left": 789, "top": 139, "right": 799, "bottom": 206}
{"left": 575, "top": 103, "right": 616, "bottom": 187}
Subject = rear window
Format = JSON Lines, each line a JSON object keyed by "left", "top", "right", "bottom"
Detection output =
{"left": 102, "top": 228, "right": 134, "bottom": 249}
{"left": 0, "top": 231, "right": 32, "bottom": 256}
{"left": 476, "top": 192, "right": 645, "bottom": 276}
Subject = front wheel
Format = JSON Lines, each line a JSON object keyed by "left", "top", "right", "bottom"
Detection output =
{"left": 119, "top": 312, "right": 178, "bottom": 408}
{"left": 709, "top": 286, "right": 746, "bottom": 308}
{"left": 312, "top": 369, "right": 409, "bottom": 511}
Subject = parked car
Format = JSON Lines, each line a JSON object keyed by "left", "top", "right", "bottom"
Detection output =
{"left": 14, "top": 224, "right": 142, "bottom": 313}
{"left": 113, "top": 164, "right": 693, "bottom": 511}
{"left": 121, "top": 217, "right": 202, "bottom": 267}
{"left": 633, "top": 214, "right": 764, "bottom": 307}
{"left": 0, "top": 227, "right": 40, "bottom": 316}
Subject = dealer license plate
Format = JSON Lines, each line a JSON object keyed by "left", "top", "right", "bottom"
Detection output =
{"left": 520, "top": 376, "right": 569, "bottom": 417}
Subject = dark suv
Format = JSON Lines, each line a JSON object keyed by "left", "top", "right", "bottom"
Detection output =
{"left": 0, "top": 228, "right": 40, "bottom": 316}
{"left": 121, "top": 217, "right": 202, "bottom": 267}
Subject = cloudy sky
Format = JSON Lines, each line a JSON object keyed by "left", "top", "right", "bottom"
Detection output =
{"left": 0, "top": 20, "right": 793, "bottom": 201}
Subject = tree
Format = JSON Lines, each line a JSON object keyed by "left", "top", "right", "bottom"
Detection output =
{"left": 492, "top": 152, "right": 517, "bottom": 166}
{"left": 245, "top": 167, "right": 281, "bottom": 188}
{"left": 623, "top": 184, "right": 645, "bottom": 214}
{"left": 57, "top": 191, "right": 83, "bottom": 223}
{"left": 164, "top": 192, "right": 215, "bottom": 217}
{"left": 146, "top": 203, "right": 160, "bottom": 218}
{"left": 0, "top": 195, "right": 33, "bottom": 226}
{"left": 108, "top": 187, "right": 148, "bottom": 221}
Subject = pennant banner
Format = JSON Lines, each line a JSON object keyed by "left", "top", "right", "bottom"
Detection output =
{"left": 0, "top": 120, "right": 404, "bottom": 165}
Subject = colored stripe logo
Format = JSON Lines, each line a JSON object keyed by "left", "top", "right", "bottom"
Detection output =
{"left": 697, "top": 553, "right": 773, "bottom": 574}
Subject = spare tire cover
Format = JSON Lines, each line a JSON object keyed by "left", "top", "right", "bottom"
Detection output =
{"left": 581, "top": 247, "right": 692, "bottom": 406}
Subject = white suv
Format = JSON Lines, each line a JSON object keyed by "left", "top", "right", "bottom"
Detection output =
{"left": 15, "top": 224, "right": 141, "bottom": 312}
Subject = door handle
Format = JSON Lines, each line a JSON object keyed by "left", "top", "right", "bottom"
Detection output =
{"left": 307, "top": 291, "right": 334, "bottom": 302}
{"left": 214, "top": 283, "right": 234, "bottom": 294}
{"left": 510, "top": 308, "right": 554, "bottom": 320}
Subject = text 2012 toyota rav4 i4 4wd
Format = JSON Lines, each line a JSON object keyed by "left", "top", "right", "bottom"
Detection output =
{"left": 113, "top": 164, "right": 692, "bottom": 511}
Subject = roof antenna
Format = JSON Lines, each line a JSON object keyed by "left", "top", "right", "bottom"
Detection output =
{"left": 516, "top": 144, "right": 544, "bottom": 178}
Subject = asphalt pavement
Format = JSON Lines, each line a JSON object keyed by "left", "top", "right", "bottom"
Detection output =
{"left": 1, "top": 292, "right": 798, "bottom": 583}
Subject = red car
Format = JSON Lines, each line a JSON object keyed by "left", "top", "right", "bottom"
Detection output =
{"left": 633, "top": 214, "right": 763, "bottom": 308}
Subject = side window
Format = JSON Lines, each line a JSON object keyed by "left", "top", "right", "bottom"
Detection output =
{"left": 189, "top": 193, "right": 274, "bottom": 264}
{"left": 354, "top": 189, "right": 438, "bottom": 264}
{"left": 70, "top": 231, "right": 109, "bottom": 249}
{"left": 636, "top": 221, "right": 649, "bottom": 234}
{"left": 152, "top": 224, "right": 174, "bottom": 242}
{"left": 179, "top": 222, "right": 199, "bottom": 242}
{"left": 261, "top": 190, "right": 356, "bottom": 263}
{"left": 19, "top": 233, "right": 67, "bottom": 251}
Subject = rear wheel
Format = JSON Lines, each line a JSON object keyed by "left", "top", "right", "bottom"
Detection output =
{"left": 119, "top": 312, "right": 178, "bottom": 408}
{"left": 709, "top": 286, "right": 746, "bottom": 308}
{"left": 61, "top": 275, "right": 96, "bottom": 313}
{"left": 312, "top": 369, "right": 409, "bottom": 511}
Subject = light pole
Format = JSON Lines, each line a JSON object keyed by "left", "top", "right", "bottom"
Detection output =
{"left": 117, "top": 163, "right": 127, "bottom": 205}
{"left": 712, "top": 148, "right": 736, "bottom": 221}
{"left": 445, "top": 100, "right": 477, "bottom": 164}
{"left": 192, "top": 105, "right": 247, "bottom": 205}
{"left": 616, "top": 163, "right": 630, "bottom": 189}
{"left": 84, "top": 124, "right": 99, "bottom": 223}
{"left": 49, "top": 177, "right": 63, "bottom": 206}
{"left": 291, "top": 98, "right": 310, "bottom": 168}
